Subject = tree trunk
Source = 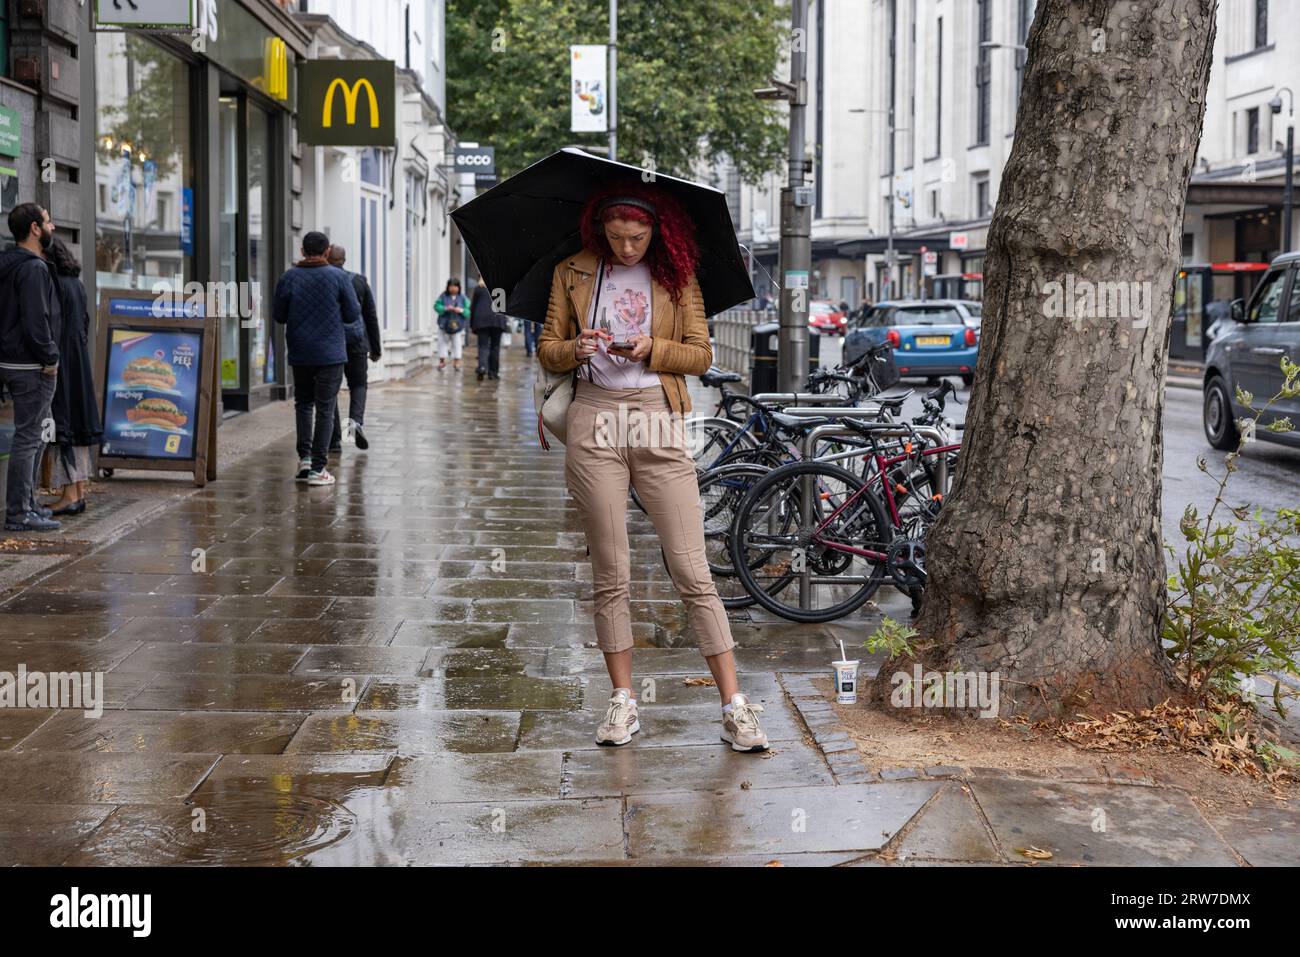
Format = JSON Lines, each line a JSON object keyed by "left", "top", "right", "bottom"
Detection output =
{"left": 898, "top": 0, "right": 1218, "bottom": 718}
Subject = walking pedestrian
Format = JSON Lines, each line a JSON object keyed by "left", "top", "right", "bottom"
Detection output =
{"left": 434, "top": 278, "right": 468, "bottom": 372}
{"left": 523, "top": 314, "right": 540, "bottom": 357}
{"left": 43, "top": 236, "right": 102, "bottom": 517}
{"left": 537, "top": 181, "right": 769, "bottom": 752}
{"left": 0, "top": 203, "right": 62, "bottom": 533}
{"left": 271, "top": 230, "right": 362, "bottom": 487}
{"left": 325, "top": 245, "right": 381, "bottom": 453}
{"left": 469, "top": 273, "right": 507, "bottom": 381}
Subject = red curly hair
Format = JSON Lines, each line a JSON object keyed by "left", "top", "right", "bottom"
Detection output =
{"left": 579, "top": 181, "right": 699, "bottom": 303}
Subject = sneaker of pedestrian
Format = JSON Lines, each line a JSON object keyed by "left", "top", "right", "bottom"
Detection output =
{"left": 30, "top": 502, "right": 53, "bottom": 519}
{"left": 4, "top": 510, "right": 60, "bottom": 533}
{"left": 721, "top": 693, "right": 769, "bottom": 752}
{"left": 306, "top": 468, "right": 336, "bottom": 487}
{"left": 353, "top": 425, "right": 369, "bottom": 450}
{"left": 295, "top": 457, "right": 312, "bottom": 481}
{"left": 595, "top": 688, "right": 640, "bottom": 746}
{"left": 476, "top": 367, "right": 485, "bottom": 381}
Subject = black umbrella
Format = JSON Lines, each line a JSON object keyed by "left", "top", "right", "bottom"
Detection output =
{"left": 450, "top": 148, "right": 754, "bottom": 325}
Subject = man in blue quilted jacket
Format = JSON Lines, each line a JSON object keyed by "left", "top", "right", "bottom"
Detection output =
{"left": 272, "top": 231, "right": 362, "bottom": 487}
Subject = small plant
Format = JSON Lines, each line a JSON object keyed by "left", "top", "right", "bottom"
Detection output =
{"left": 1164, "top": 356, "right": 1300, "bottom": 720}
{"left": 864, "top": 616, "right": 919, "bottom": 659}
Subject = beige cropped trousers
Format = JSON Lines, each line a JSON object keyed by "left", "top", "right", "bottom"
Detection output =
{"left": 564, "top": 378, "right": 735, "bottom": 657}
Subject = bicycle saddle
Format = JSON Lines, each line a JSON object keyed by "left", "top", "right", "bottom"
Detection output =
{"left": 700, "top": 367, "right": 743, "bottom": 388}
{"left": 868, "top": 389, "right": 913, "bottom": 409}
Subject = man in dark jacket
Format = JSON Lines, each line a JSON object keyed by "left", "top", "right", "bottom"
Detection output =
{"left": 326, "top": 244, "right": 381, "bottom": 452}
{"left": 272, "top": 231, "right": 362, "bottom": 487}
{"left": 0, "top": 203, "right": 61, "bottom": 532}
{"left": 470, "top": 275, "right": 509, "bottom": 381}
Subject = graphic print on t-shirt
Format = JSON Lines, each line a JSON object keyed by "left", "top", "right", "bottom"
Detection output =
{"left": 588, "top": 261, "right": 660, "bottom": 389}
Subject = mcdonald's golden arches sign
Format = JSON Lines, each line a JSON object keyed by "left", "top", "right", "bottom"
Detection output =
{"left": 298, "top": 60, "right": 396, "bottom": 146}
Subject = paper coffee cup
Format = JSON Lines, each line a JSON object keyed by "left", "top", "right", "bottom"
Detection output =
{"left": 833, "top": 659, "right": 860, "bottom": 704}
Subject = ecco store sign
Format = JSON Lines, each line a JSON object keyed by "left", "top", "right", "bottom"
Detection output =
{"left": 454, "top": 147, "right": 495, "bottom": 175}
{"left": 297, "top": 60, "right": 396, "bottom": 146}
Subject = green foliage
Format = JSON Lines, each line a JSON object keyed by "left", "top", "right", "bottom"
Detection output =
{"left": 864, "top": 617, "right": 918, "bottom": 659}
{"left": 446, "top": 0, "right": 789, "bottom": 180}
{"left": 1164, "top": 356, "right": 1300, "bottom": 718}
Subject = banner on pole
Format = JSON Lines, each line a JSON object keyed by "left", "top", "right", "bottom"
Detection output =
{"left": 570, "top": 45, "right": 608, "bottom": 133}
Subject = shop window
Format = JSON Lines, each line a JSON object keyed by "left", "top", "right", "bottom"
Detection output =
{"left": 94, "top": 32, "right": 193, "bottom": 306}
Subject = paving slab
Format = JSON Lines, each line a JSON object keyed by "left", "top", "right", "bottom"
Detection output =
{"left": 359, "top": 675, "right": 584, "bottom": 711}
{"left": 17, "top": 710, "right": 304, "bottom": 754}
{"left": 1199, "top": 801, "right": 1300, "bottom": 866}
{"left": 625, "top": 781, "right": 941, "bottom": 858}
{"left": 894, "top": 784, "right": 1001, "bottom": 862}
{"left": 0, "top": 752, "right": 218, "bottom": 804}
{"left": 125, "top": 673, "right": 369, "bottom": 712}
{"left": 972, "top": 778, "right": 1239, "bottom": 866}
{"left": 563, "top": 741, "right": 833, "bottom": 798}
{"left": 0, "top": 804, "right": 117, "bottom": 866}
{"left": 284, "top": 710, "right": 521, "bottom": 755}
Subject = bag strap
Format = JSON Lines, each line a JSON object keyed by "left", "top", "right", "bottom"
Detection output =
{"left": 578, "top": 258, "right": 605, "bottom": 384}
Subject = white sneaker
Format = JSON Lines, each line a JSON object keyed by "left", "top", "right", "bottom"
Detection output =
{"left": 721, "top": 693, "right": 769, "bottom": 752}
{"left": 295, "top": 457, "right": 312, "bottom": 481}
{"left": 595, "top": 689, "right": 640, "bottom": 746}
{"left": 306, "top": 468, "right": 336, "bottom": 487}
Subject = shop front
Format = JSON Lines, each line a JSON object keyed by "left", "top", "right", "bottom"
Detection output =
{"left": 90, "top": 0, "right": 307, "bottom": 415}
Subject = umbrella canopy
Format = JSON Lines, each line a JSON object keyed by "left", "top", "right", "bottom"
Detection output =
{"left": 450, "top": 148, "right": 754, "bottom": 325}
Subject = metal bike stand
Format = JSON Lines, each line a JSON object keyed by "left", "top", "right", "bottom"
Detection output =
{"left": 783, "top": 421, "right": 951, "bottom": 613}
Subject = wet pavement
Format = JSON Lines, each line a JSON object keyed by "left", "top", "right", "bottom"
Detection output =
{"left": 1, "top": 346, "right": 1295, "bottom": 866}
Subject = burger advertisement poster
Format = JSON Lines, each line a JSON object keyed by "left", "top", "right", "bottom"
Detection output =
{"left": 101, "top": 329, "right": 203, "bottom": 460}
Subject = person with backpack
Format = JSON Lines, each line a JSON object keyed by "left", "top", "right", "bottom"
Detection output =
{"left": 434, "top": 278, "right": 468, "bottom": 372}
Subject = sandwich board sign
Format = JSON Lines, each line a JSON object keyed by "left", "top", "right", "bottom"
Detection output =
{"left": 94, "top": 289, "right": 219, "bottom": 486}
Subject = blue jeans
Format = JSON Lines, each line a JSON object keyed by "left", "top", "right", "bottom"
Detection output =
{"left": 523, "top": 320, "right": 539, "bottom": 356}
{"left": 1, "top": 367, "right": 57, "bottom": 521}
{"left": 292, "top": 363, "right": 344, "bottom": 471}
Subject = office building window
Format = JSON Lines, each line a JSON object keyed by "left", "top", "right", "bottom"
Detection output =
{"left": 1015, "top": 0, "right": 1034, "bottom": 102}
{"left": 974, "top": 174, "right": 991, "bottom": 218}
{"left": 1247, "top": 107, "right": 1260, "bottom": 155}
{"left": 0, "top": 6, "right": 9, "bottom": 75}
{"left": 1256, "top": 0, "right": 1268, "bottom": 48}
{"left": 974, "top": 0, "right": 991, "bottom": 145}
{"left": 935, "top": 18, "right": 943, "bottom": 154}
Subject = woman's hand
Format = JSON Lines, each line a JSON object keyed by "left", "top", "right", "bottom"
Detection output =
{"left": 574, "top": 328, "right": 609, "bottom": 361}
{"left": 608, "top": 335, "right": 652, "bottom": 363}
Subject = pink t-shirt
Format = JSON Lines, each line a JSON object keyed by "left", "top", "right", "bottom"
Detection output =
{"left": 584, "top": 261, "right": 661, "bottom": 389}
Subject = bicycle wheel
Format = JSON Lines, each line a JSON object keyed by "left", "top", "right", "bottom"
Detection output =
{"left": 696, "top": 462, "right": 774, "bottom": 608}
{"left": 731, "top": 460, "right": 892, "bottom": 623}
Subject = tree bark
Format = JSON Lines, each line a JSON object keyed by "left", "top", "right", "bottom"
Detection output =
{"left": 897, "top": 0, "right": 1218, "bottom": 718}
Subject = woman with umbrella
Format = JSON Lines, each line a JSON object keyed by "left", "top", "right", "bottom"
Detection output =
{"left": 538, "top": 181, "right": 769, "bottom": 752}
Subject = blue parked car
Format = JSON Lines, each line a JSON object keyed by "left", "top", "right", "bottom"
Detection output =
{"left": 845, "top": 299, "right": 982, "bottom": 386}
{"left": 1202, "top": 251, "right": 1300, "bottom": 450}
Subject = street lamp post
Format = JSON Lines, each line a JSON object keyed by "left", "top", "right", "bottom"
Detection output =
{"left": 754, "top": 0, "right": 811, "bottom": 391}
{"left": 1270, "top": 88, "right": 1294, "bottom": 253}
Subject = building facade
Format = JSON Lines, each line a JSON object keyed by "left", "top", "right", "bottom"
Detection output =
{"left": 295, "top": 0, "right": 455, "bottom": 382}
{"left": 0, "top": 0, "right": 454, "bottom": 423}
{"left": 731, "top": 0, "right": 1296, "bottom": 342}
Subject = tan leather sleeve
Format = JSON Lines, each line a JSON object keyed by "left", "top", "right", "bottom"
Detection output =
{"left": 537, "top": 262, "right": 581, "bottom": 373}
{"left": 647, "top": 274, "right": 712, "bottom": 377}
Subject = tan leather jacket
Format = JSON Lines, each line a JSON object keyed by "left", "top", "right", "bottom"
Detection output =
{"left": 536, "top": 247, "right": 711, "bottom": 415}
